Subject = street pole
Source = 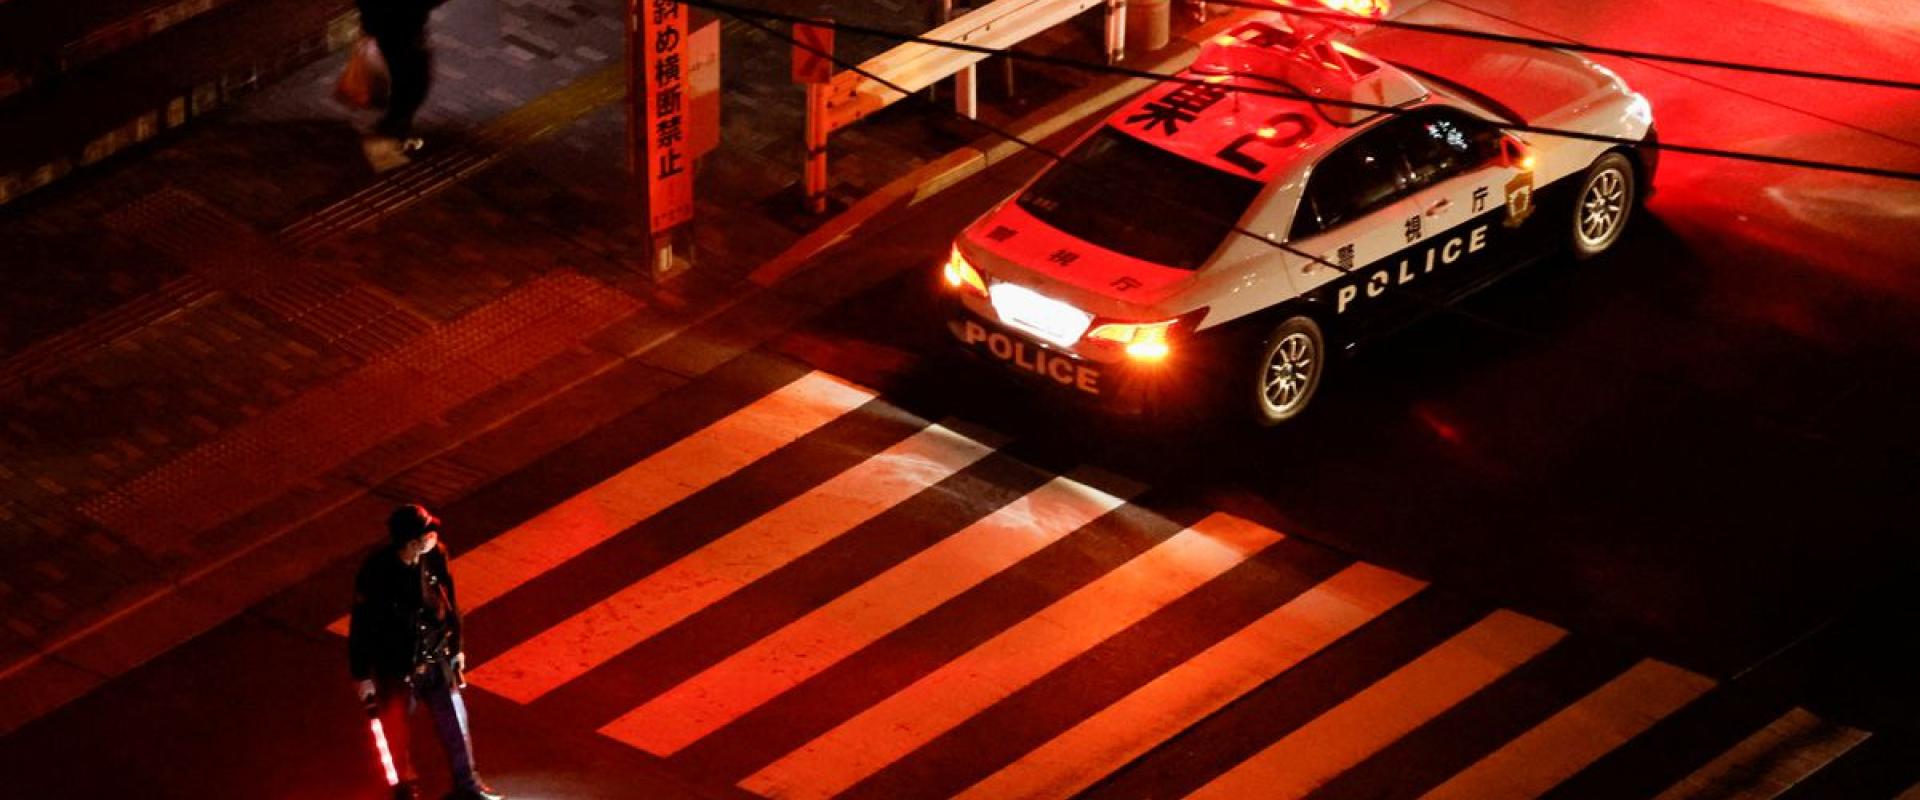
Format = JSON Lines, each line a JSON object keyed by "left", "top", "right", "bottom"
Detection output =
{"left": 805, "top": 81, "right": 827, "bottom": 214}
{"left": 795, "top": 19, "right": 834, "bottom": 215}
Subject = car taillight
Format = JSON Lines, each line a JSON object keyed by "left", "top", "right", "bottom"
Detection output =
{"left": 943, "top": 246, "right": 988, "bottom": 297}
{"left": 1086, "top": 318, "right": 1178, "bottom": 361}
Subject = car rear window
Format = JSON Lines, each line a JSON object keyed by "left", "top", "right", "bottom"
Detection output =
{"left": 1017, "top": 128, "right": 1263, "bottom": 271}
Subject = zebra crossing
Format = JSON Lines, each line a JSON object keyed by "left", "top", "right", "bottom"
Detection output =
{"left": 329, "top": 368, "right": 1907, "bottom": 799}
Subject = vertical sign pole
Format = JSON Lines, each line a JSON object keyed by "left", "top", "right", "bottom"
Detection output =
{"left": 805, "top": 82, "right": 827, "bottom": 214}
{"left": 625, "top": 0, "right": 648, "bottom": 211}
{"left": 794, "top": 19, "right": 833, "bottom": 215}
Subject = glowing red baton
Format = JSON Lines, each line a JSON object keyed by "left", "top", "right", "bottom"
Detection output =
{"left": 368, "top": 717, "right": 400, "bottom": 787}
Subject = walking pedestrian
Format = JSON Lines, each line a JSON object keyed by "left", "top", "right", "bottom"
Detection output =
{"left": 355, "top": 0, "right": 439, "bottom": 170}
{"left": 349, "top": 504, "right": 506, "bottom": 800}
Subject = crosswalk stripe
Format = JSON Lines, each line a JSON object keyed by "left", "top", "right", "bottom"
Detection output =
{"left": 957, "top": 561, "right": 1427, "bottom": 800}
{"left": 1420, "top": 658, "right": 1717, "bottom": 800}
{"left": 1187, "top": 609, "right": 1566, "bottom": 800}
{"left": 1533, "top": 685, "right": 1786, "bottom": 799}
{"left": 467, "top": 419, "right": 1001, "bottom": 703}
{"left": 740, "top": 512, "right": 1284, "bottom": 800}
{"left": 1652, "top": 707, "right": 1869, "bottom": 800}
{"left": 598, "top": 469, "right": 1136, "bottom": 756}
{"left": 325, "top": 370, "right": 873, "bottom": 636}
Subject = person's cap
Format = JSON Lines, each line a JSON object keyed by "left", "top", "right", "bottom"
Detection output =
{"left": 387, "top": 503, "right": 441, "bottom": 543}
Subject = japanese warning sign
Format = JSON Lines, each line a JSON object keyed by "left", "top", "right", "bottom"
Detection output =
{"left": 634, "top": 0, "right": 693, "bottom": 233}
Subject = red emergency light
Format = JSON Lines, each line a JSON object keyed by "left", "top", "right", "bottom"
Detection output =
{"left": 1309, "top": 0, "right": 1389, "bottom": 18}
{"left": 1282, "top": 0, "right": 1390, "bottom": 19}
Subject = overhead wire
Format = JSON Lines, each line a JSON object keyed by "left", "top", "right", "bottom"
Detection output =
{"left": 682, "top": 0, "right": 1920, "bottom": 185}
{"left": 1431, "top": 0, "right": 1920, "bottom": 155}
{"left": 1217, "top": 0, "right": 1920, "bottom": 93}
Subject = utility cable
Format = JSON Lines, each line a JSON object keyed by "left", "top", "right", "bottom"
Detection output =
{"left": 1216, "top": 0, "right": 1920, "bottom": 93}
{"left": 682, "top": 0, "right": 1920, "bottom": 185}
{"left": 1433, "top": 0, "right": 1920, "bottom": 155}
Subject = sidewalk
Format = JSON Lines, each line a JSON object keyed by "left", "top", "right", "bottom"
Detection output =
{"left": 0, "top": 0, "right": 1209, "bottom": 735}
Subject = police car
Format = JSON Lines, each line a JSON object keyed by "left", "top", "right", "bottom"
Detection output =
{"left": 941, "top": 4, "right": 1657, "bottom": 424}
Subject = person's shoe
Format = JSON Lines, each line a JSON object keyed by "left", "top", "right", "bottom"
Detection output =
{"left": 444, "top": 785, "right": 505, "bottom": 800}
{"left": 391, "top": 781, "right": 422, "bottom": 800}
{"left": 361, "top": 135, "right": 412, "bottom": 173}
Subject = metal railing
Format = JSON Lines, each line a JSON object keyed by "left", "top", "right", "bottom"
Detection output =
{"left": 803, "top": 0, "right": 1126, "bottom": 211}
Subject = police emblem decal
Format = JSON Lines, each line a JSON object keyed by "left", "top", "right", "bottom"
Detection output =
{"left": 1503, "top": 171, "right": 1535, "bottom": 228}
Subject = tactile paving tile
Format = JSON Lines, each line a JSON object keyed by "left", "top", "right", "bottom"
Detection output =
{"left": 106, "top": 186, "right": 438, "bottom": 359}
{"left": 275, "top": 65, "right": 626, "bottom": 251}
{"left": 1, "top": 295, "right": 356, "bottom": 507}
{"left": 249, "top": 272, "right": 435, "bottom": 360}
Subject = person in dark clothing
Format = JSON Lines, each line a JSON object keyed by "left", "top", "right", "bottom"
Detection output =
{"left": 355, "top": 0, "right": 438, "bottom": 168}
{"left": 350, "top": 504, "right": 505, "bottom": 800}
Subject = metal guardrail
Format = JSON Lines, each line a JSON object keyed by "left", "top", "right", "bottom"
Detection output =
{"left": 803, "top": 0, "right": 1125, "bottom": 211}
{"left": 822, "top": 0, "right": 1119, "bottom": 129}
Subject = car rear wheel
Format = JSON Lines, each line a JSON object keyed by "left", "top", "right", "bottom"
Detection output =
{"left": 1250, "top": 316, "right": 1324, "bottom": 426}
{"left": 1571, "top": 152, "right": 1636, "bottom": 260}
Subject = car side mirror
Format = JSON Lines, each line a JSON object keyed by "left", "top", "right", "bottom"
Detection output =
{"left": 1496, "top": 135, "right": 1535, "bottom": 171}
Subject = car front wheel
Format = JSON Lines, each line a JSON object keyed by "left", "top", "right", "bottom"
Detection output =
{"left": 1571, "top": 152, "right": 1636, "bottom": 260}
{"left": 1250, "top": 315, "right": 1325, "bottom": 426}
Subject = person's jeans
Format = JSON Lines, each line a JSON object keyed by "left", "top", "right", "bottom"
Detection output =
{"left": 373, "top": 667, "right": 482, "bottom": 790}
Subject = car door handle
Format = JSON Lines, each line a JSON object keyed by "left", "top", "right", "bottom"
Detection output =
{"left": 1423, "top": 198, "right": 1452, "bottom": 217}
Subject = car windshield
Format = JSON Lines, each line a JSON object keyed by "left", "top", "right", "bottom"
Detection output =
{"left": 1016, "top": 128, "right": 1262, "bottom": 271}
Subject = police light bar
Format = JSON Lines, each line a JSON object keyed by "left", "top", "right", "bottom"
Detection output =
{"left": 1323, "top": 0, "right": 1389, "bottom": 18}
{"left": 1284, "top": 0, "right": 1389, "bottom": 19}
{"left": 1196, "top": 15, "right": 1421, "bottom": 124}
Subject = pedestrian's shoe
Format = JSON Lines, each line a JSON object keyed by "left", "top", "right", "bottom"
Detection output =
{"left": 361, "top": 135, "right": 412, "bottom": 173}
{"left": 444, "top": 785, "right": 505, "bottom": 800}
{"left": 391, "top": 781, "right": 422, "bottom": 800}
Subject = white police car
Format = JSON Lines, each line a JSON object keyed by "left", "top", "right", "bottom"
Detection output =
{"left": 941, "top": 6, "right": 1656, "bottom": 424}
